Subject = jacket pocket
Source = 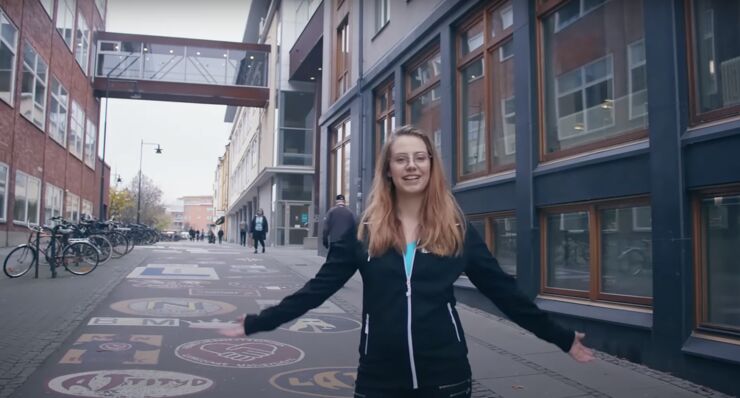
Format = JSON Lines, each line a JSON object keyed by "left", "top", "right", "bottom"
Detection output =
{"left": 364, "top": 314, "right": 370, "bottom": 355}
{"left": 447, "top": 303, "right": 461, "bottom": 342}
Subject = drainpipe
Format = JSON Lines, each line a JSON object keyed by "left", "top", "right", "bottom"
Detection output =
{"left": 356, "top": 0, "right": 365, "bottom": 216}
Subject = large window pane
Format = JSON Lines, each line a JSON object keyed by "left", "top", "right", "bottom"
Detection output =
{"left": 600, "top": 206, "right": 652, "bottom": 297}
{"left": 692, "top": 0, "right": 740, "bottom": 117}
{"left": 546, "top": 211, "right": 590, "bottom": 291}
{"left": 0, "top": 11, "right": 18, "bottom": 105}
{"left": 75, "top": 13, "right": 90, "bottom": 74}
{"left": 701, "top": 195, "right": 740, "bottom": 329}
{"left": 493, "top": 216, "right": 517, "bottom": 276}
{"left": 280, "top": 175, "right": 312, "bottom": 201}
{"left": 542, "top": 0, "right": 646, "bottom": 155}
{"left": 491, "top": 39, "right": 516, "bottom": 167}
{"left": 13, "top": 172, "right": 26, "bottom": 222}
{"left": 49, "top": 78, "right": 69, "bottom": 146}
{"left": 0, "top": 164, "right": 7, "bottom": 221}
{"left": 408, "top": 86, "right": 441, "bottom": 152}
{"left": 461, "top": 59, "right": 486, "bottom": 176}
{"left": 20, "top": 43, "right": 48, "bottom": 129}
{"left": 409, "top": 53, "right": 441, "bottom": 92}
{"left": 283, "top": 91, "right": 314, "bottom": 129}
{"left": 56, "top": 0, "right": 76, "bottom": 50}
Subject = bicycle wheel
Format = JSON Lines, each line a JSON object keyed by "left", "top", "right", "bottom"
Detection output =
{"left": 108, "top": 232, "right": 129, "bottom": 258}
{"left": 3, "top": 245, "right": 37, "bottom": 278}
{"left": 61, "top": 242, "right": 99, "bottom": 275}
{"left": 88, "top": 235, "right": 113, "bottom": 264}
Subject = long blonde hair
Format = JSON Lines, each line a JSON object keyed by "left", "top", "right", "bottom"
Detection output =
{"left": 358, "top": 125, "right": 466, "bottom": 257}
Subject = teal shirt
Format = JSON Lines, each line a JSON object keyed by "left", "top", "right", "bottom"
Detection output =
{"left": 403, "top": 242, "right": 417, "bottom": 279}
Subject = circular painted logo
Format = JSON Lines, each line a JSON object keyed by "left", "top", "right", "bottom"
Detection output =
{"left": 129, "top": 280, "right": 212, "bottom": 289}
{"left": 280, "top": 315, "right": 361, "bottom": 333}
{"left": 98, "top": 342, "right": 132, "bottom": 352}
{"left": 270, "top": 367, "right": 357, "bottom": 398}
{"left": 111, "top": 298, "right": 236, "bottom": 317}
{"left": 48, "top": 369, "right": 213, "bottom": 397}
{"left": 175, "top": 338, "right": 304, "bottom": 368}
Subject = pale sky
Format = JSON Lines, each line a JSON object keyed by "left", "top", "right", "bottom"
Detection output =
{"left": 102, "top": 0, "right": 251, "bottom": 204}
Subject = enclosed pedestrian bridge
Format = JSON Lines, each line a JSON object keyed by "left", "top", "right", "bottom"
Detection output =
{"left": 93, "top": 32, "right": 269, "bottom": 107}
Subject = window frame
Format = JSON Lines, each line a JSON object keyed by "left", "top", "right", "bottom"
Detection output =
{"left": 69, "top": 100, "right": 84, "bottom": 159}
{"left": 374, "top": 79, "right": 395, "bottom": 163}
{"left": 0, "top": 9, "right": 19, "bottom": 106}
{"left": 329, "top": 117, "right": 351, "bottom": 208}
{"left": 692, "top": 185, "right": 740, "bottom": 338}
{"left": 469, "top": 210, "right": 518, "bottom": 276}
{"left": 44, "top": 183, "right": 63, "bottom": 224}
{"left": 13, "top": 170, "right": 41, "bottom": 226}
{"left": 20, "top": 42, "right": 48, "bottom": 130}
{"left": 539, "top": 197, "right": 653, "bottom": 307}
{"left": 536, "top": 0, "right": 649, "bottom": 162}
{"left": 685, "top": 0, "right": 740, "bottom": 126}
{"left": 627, "top": 39, "right": 648, "bottom": 120}
{"left": 455, "top": 1, "right": 516, "bottom": 182}
{"left": 81, "top": 198, "right": 93, "bottom": 219}
{"left": 40, "top": 0, "right": 54, "bottom": 18}
{"left": 84, "top": 118, "right": 96, "bottom": 169}
{"left": 94, "top": 0, "right": 106, "bottom": 19}
{"left": 0, "top": 163, "right": 8, "bottom": 222}
{"left": 334, "top": 16, "right": 351, "bottom": 101}
{"left": 55, "top": 0, "right": 76, "bottom": 51}
{"left": 374, "top": 0, "right": 390, "bottom": 34}
{"left": 74, "top": 11, "right": 90, "bottom": 75}
{"left": 48, "top": 76, "right": 68, "bottom": 147}
{"left": 65, "top": 191, "right": 79, "bottom": 223}
{"left": 405, "top": 45, "right": 442, "bottom": 150}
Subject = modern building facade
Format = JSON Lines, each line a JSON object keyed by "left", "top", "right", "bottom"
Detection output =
{"left": 0, "top": 0, "right": 111, "bottom": 246}
{"left": 164, "top": 201, "right": 184, "bottom": 232}
{"left": 304, "top": 0, "right": 740, "bottom": 395}
{"left": 213, "top": 148, "right": 229, "bottom": 235}
{"left": 224, "top": 0, "right": 318, "bottom": 247}
{"left": 180, "top": 195, "right": 213, "bottom": 233}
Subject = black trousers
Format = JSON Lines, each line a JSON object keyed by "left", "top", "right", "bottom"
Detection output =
{"left": 240, "top": 233, "right": 246, "bottom": 246}
{"left": 354, "top": 379, "right": 471, "bottom": 398}
{"left": 253, "top": 237, "right": 265, "bottom": 250}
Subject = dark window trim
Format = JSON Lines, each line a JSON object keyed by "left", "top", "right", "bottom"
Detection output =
{"left": 405, "top": 45, "right": 441, "bottom": 100}
{"left": 539, "top": 196, "right": 653, "bottom": 307}
{"left": 374, "top": 79, "right": 394, "bottom": 163}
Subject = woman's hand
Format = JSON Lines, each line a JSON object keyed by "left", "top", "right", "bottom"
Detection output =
{"left": 218, "top": 314, "right": 246, "bottom": 337}
{"left": 569, "top": 332, "right": 595, "bottom": 362}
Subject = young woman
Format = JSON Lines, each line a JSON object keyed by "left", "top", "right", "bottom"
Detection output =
{"left": 220, "top": 126, "right": 594, "bottom": 397}
{"left": 250, "top": 208, "right": 268, "bottom": 253}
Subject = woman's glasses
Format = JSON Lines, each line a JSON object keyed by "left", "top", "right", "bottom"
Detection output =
{"left": 391, "top": 152, "right": 432, "bottom": 167}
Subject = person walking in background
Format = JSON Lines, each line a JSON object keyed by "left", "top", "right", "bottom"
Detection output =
{"left": 240, "top": 222, "right": 248, "bottom": 246}
{"left": 220, "top": 126, "right": 593, "bottom": 397}
{"left": 323, "top": 194, "right": 356, "bottom": 250}
{"left": 189, "top": 228, "right": 195, "bottom": 241}
{"left": 250, "top": 209, "right": 268, "bottom": 253}
{"left": 217, "top": 228, "right": 224, "bottom": 244}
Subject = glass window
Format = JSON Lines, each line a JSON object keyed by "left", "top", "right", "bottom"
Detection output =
{"left": 541, "top": 0, "right": 647, "bottom": 158}
{"left": 20, "top": 43, "right": 48, "bottom": 130}
{"left": 407, "top": 50, "right": 442, "bottom": 153}
{"left": 0, "top": 9, "right": 18, "bottom": 105}
{"left": 374, "top": 0, "right": 390, "bottom": 33}
{"left": 14, "top": 171, "right": 40, "bottom": 225}
{"left": 40, "top": 0, "right": 54, "bottom": 17}
{"left": 84, "top": 119, "right": 96, "bottom": 168}
{"left": 457, "top": 2, "right": 516, "bottom": 180}
{"left": 65, "top": 192, "right": 79, "bottom": 222}
{"left": 470, "top": 213, "right": 518, "bottom": 276}
{"left": 330, "top": 119, "right": 351, "bottom": 205}
{"left": 543, "top": 201, "right": 653, "bottom": 304}
{"left": 690, "top": 0, "right": 740, "bottom": 122}
{"left": 75, "top": 12, "right": 90, "bottom": 74}
{"left": 335, "top": 18, "right": 350, "bottom": 100}
{"left": 279, "top": 91, "right": 314, "bottom": 166}
{"left": 49, "top": 77, "right": 68, "bottom": 146}
{"left": 280, "top": 175, "right": 312, "bottom": 201}
{"left": 81, "top": 199, "right": 92, "bottom": 219}
{"left": 375, "top": 80, "right": 395, "bottom": 161}
{"left": 44, "top": 183, "right": 63, "bottom": 224}
{"left": 69, "top": 100, "right": 84, "bottom": 159}
{"left": 697, "top": 192, "right": 740, "bottom": 332}
{"left": 94, "top": 0, "right": 106, "bottom": 18}
{"left": 0, "top": 163, "right": 7, "bottom": 221}
{"left": 55, "top": 0, "right": 76, "bottom": 50}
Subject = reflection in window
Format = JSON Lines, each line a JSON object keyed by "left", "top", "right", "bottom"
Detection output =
{"left": 0, "top": 10, "right": 18, "bottom": 105}
{"left": 20, "top": 43, "right": 48, "bottom": 129}
{"left": 280, "top": 91, "right": 314, "bottom": 166}
{"left": 699, "top": 194, "right": 740, "bottom": 331}
{"left": 493, "top": 217, "right": 517, "bottom": 275}
{"left": 407, "top": 50, "right": 441, "bottom": 153}
{"left": 546, "top": 211, "right": 590, "bottom": 291}
{"left": 691, "top": 0, "right": 740, "bottom": 119}
{"left": 56, "top": 0, "right": 76, "bottom": 50}
{"left": 461, "top": 59, "right": 486, "bottom": 175}
{"left": 49, "top": 78, "right": 69, "bottom": 146}
{"left": 542, "top": 0, "right": 647, "bottom": 156}
{"left": 600, "top": 206, "right": 652, "bottom": 298}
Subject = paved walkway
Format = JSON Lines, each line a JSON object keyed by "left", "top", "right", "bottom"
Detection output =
{"left": 0, "top": 241, "right": 732, "bottom": 397}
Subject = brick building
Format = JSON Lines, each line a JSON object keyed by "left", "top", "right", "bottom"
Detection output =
{"left": 0, "top": 0, "right": 110, "bottom": 246}
{"left": 181, "top": 195, "right": 213, "bottom": 233}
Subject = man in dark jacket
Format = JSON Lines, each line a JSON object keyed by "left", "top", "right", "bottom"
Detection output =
{"left": 323, "top": 194, "right": 356, "bottom": 249}
{"left": 217, "top": 228, "right": 224, "bottom": 244}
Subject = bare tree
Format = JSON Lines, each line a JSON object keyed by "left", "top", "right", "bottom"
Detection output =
{"left": 121, "top": 174, "right": 167, "bottom": 226}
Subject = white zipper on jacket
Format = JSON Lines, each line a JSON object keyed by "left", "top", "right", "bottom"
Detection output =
{"left": 447, "top": 302, "right": 461, "bottom": 342}
{"left": 404, "top": 243, "right": 419, "bottom": 389}
{"left": 364, "top": 314, "right": 370, "bottom": 355}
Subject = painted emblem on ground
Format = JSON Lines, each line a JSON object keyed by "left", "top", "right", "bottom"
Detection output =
{"left": 127, "top": 265, "right": 219, "bottom": 280}
{"left": 129, "top": 280, "right": 212, "bottom": 289}
{"left": 188, "top": 287, "right": 260, "bottom": 297}
{"left": 279, "top": 315, "right": 361, "bottom": 333}
{"left": 60, "top": 334, "right": 161, "bottom": 365}
{"left": 89, "top": 317, "right": 180, "bottom": 327}
{"left": 48, "top": 369, "right": 213, "bottom": 397}
{"left": 229, "top": 265, "right": 279, "bottom": 274}
{"left": 270, "top": 367, "right": 357, "bottom": 398}
{"left": 111, "top": 298, "right": 236, "bottom": 317}
{"left": 258, "top": 299, "right": 345, "bottom": 314}
{"left": 180, "top": 318, "right": 240, "bottom": 329}
{"left": 175, "top": 338, "right": 304, "bottom": 368}
{"left": 228, "top": 281, "right": 304, "bottom": 291}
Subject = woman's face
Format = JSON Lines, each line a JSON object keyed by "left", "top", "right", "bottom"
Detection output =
{"left": 388, "top": 135, "right": 431, "bottom": 197}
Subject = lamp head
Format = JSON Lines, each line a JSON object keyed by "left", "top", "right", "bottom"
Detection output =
{"left": 155, "top": 145, "right": 163, "bottom": 154}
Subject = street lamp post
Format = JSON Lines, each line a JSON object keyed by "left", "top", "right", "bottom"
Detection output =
{"left": 136, "top": 140, "right": 163, "bottom": 224}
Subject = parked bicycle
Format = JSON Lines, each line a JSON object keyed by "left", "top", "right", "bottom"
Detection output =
{"left": 3, "top": 219, "right": 100, "bottom": 278}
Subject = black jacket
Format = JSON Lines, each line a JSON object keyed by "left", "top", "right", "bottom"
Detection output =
{"left": 322, "top": 205, "right": 357, "bottom": 248}
{"left": 250, "top": 216, "right": 268, "bottom": 239}
{"left": 243, "top": 224, "right": 574, "bottom": 389}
